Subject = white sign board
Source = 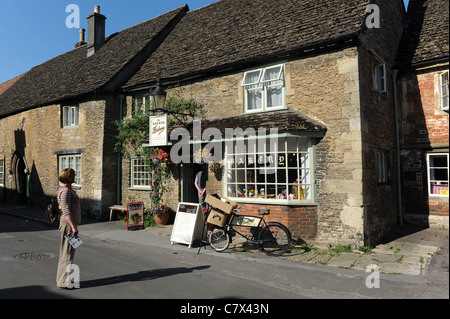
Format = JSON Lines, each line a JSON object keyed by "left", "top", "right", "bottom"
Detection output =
{"left": 170, "top": 203, "right": 203, "bottom": 248}
{"left": 149, "top": 114, "right": 168, "bottom": 146}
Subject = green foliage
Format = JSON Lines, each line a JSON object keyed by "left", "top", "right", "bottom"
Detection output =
{"left": 114, "top": 110, "right": 150, "bottom": 156}
{"left": 114, "top": 95, "right": 205, "bottom": 206}
{"left": 150, "top": 204, "right": 174, "bottom": 216}
{"left": 357, "top": 245, "right": 373, "bottom": 254}
{"left": 293, "top": 242, "right": 317, "bottom": 252}
{"left": 164, "top": 95, "right": 205, "bottom": 126}
{"left": 144, "top": 209, "right": 159, "bottom": 228}
{"left": 329, "top": 244, "right": 352, "bottom": 253}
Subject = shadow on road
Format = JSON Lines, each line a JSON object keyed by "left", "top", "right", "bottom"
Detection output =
{"left": 0, "top": 285, "right": 73, "bottom": 299}
{"left": 81, "top": 265, "right": 211, "bottom": 288}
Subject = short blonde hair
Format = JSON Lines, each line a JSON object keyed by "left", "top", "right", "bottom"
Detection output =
{"left": 59, "top": 168, "right": 76, "bottom": 184}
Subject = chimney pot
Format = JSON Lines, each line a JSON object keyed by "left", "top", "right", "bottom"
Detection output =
{"left": 75, "top": 28, "right": 87, "bottom": 48}
{"left": 94, "top": 5, "right": 100, "bottom": 14}
{"left": 79, "top": 28, "right": 86, "bottom": 42}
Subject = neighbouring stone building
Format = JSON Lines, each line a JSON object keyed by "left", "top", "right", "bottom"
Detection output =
{"left": 395, "top": 0, "right": 449, "bottom": 228}
{"left": 0, "top": 0, "right": 447, "bottom": 247}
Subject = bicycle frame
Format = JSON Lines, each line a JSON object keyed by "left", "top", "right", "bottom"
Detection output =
{"left": 225, "top": 213, "right": 270, "bottom": 245}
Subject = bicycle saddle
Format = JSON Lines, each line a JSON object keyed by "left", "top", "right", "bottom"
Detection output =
{"left": 257, "top": 209, "right": 270, "bottom": 215}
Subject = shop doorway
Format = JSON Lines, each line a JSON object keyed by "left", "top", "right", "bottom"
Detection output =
{"left": 181, "top": 163, "right": 203, "bottom": 204}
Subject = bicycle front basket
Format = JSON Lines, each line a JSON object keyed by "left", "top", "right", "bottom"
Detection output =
{"left": 230, "top": 215, "right": 262, "bottom": 227}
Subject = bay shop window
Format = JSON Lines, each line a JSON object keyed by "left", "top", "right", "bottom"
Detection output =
{"left": 225, "top": 136, "right": 314, "bottom": 203}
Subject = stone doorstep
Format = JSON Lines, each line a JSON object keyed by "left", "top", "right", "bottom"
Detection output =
{"left": 373, "top": 241, "right": 439, "bottom": 255}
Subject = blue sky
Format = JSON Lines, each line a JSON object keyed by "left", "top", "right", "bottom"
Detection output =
{"left": 0, "top": 0, "right": 410, "bottom": 84}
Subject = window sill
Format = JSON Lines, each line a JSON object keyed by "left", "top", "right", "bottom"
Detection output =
{"left": 243, "top": 107, "right": 288, "bottom": 115}
{"left": 231, "top": 197, "right": 317, "bottom": 206}
{"left": 429, "top": 194, "right": 449, "bottom": 198}
{"left": 128, "top": 187, "right": 151, "bottom": 191}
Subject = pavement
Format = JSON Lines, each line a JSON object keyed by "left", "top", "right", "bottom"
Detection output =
{"left": 0, "top": 203, "right": 448, "bottom": 278}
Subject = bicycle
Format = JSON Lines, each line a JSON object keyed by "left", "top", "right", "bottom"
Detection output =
{"left": 208, "top": 207, "right": 292, "bottom": 256}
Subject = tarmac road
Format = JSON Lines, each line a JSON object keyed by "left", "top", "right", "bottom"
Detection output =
{"left": 0, "top": 212, "right": 448, "bottom": 302}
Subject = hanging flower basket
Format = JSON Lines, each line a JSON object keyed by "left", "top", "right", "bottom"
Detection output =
{"left": 194, "top": 147, "right": 212, "bottom": 164}
{"left": 149, "top": 148, "right": 170, "bottom": 165}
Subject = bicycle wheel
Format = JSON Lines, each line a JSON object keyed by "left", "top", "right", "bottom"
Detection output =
{"left": 257, "top": 223, "right": 291, "bottom": 256}
{"left": 209, "top": 228, "right": 230, "bottom": 252}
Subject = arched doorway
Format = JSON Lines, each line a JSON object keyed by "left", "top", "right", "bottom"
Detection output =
{"left": 11, "top": 152, "right": 29, "bottom": 205}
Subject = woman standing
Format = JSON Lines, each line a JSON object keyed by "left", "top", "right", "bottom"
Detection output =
{"left": 56, "top": 168, "right": 82, "bottom": 289}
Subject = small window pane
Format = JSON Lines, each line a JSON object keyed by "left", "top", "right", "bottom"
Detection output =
{"left": 242, "top": 70, "right": 262, "bottom": 86}
{"left": 246, "top": 85, "right": 263, "bottom": 111}
{"left": 131, "top": 157, "right": 150, "bottom": 189}
{"left": 59, "top": 154, "right": 81, "bottom": 186}
{"left": 262, "top": 66, "right": 282, "bottom": 82}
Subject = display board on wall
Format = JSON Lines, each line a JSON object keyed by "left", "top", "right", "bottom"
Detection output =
{"left": 170, "top": 203, "right": 203, "bottom": 248}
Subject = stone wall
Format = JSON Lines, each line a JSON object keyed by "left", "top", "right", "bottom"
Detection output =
{"left": 0, "top": 94, "right": 119, "bottom": 219}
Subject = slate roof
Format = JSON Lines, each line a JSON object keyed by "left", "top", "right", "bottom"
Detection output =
{"left": 169, "top": 110, "right": 327, "bottom": 137}
{"left": 396, "top": 0, "right": 449, "bottom": 67}
{"left": 0, "top": 6, "right": 187, "bottom": 118}
{"left": 124, "top": 0, "right": 370, "bottom": 90}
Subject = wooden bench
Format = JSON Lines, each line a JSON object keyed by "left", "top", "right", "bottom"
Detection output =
{"left": 109, "top": 205, "right": 127, "bottom": 221}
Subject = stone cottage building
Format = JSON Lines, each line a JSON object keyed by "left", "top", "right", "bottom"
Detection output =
{"left": 395, "top": 0, "right": 449, "bottom": 228}
{"left": 119, "top": 0, "right": 406, "bottom": 246}
{"left": 0, "top": 5, "right": 189, "bottom": 217}
{"left": 2, "top": 0, "right": 445, "bottom": 247}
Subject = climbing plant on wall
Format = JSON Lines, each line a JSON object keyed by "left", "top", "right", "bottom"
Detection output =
{"left": 114, "top": 95, "right": 205, "bottom": 205}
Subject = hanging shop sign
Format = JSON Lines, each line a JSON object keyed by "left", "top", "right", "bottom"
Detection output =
{"left": 127, "top": 202, "right": 145, "bottom": 230}
{"left": 170, "top": 203, "right": 203, "bottom": 248}
{"left": 149, "top": 114, "right": 168, "bottom": 146}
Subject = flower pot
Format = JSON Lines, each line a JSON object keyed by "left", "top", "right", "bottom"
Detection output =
{"left": 154, "top": 212, "right": 170, "bottom": 226}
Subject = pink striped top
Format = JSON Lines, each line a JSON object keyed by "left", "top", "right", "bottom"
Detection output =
{"left": 57, "top": 185, "right": 81, "bottom": 225}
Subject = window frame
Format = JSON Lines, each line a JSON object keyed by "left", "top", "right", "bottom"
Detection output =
{"left": 440, "top": 71, "right": 449, "bottom": 112}
{"left": 130, "top": 156, "right": 151, "bottom": 190}
{"left": 223, "top": 135, "right": 315, "bottom": 205}
{"left": 132, "top": 93, "right": 154, "bottom": 116}
{"left": 377, "top": 150, "right": 391, "bottom": 184}
{"left": 62, "top": 105, "right": 79, "bottom": 128}
{"left": 427, "top": 153, "right": 449, "bottom": 197}
{"left": 0, "top": 158, "right": 4, "bottom": 187}
{"left": 374, "top": 63, "right": 386, "bottom": 93}
{"left": 58, "top": 154, "right": 82, "bottom": 187}
{"left": 242, "top": 64, "right": 286, "bottom": 113}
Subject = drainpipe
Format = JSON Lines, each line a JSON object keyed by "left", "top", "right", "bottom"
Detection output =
{"left": 116, "top": 95, "right": 124, "bottom": 205}
{"left": 392, "top": 69, "right": 403, "bottom": 227}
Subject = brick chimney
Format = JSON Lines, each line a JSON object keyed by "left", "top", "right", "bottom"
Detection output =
{"left": 75, "top": 28, "right": 86, "bottom": 48}
{"left": 86, "top": 5, "right": 106, "bottom": 57}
